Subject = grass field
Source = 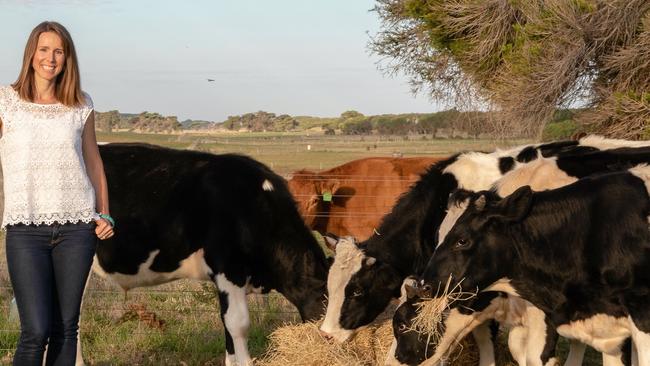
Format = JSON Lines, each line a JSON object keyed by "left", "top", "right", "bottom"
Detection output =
{"left": 0, "top": 132, "right": 604, "bottom": 365}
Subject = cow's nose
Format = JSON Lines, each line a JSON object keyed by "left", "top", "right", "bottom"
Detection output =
{"left": 319, "top": 329, "right": 333, "bottom": 341}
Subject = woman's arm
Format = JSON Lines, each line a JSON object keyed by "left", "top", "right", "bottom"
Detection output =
{"left": 82, "top": 111, "right": 114, "bottom": 240}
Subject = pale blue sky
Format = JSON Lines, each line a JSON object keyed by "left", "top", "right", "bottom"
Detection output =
{"left": 0, "top": 0, "right": 439, "bottom": 122}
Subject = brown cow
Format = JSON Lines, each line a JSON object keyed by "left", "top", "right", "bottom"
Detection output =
{"left": 287, "top": 156, "right": 444, "bottom": 240}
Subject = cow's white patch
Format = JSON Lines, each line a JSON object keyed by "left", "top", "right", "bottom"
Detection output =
{"left": 482, "top": 278, "right": 520, "bottom": 297}
{"left": 262, "top": 179, "right": 274, "bottom": 191}
{"left": 579, "top": 135, "right": 650, "bottom": 150}
{"left": 419, "top": 308, "right": 481, "bottom": 366}
{"left": 495, "top": 157, "right": 578, "bottom": 197}
{"left": 443, "top": 152, "right": 504, "bottom": 192}
{"left": 319, "top": 236, "right": 364, "bottom": 342}
{"left": 437, "top": 199, "right": 470, "bottom": 248}
{"left": 177, "top": 248, "right": 213, "bottom": 280}
{"left": 216, "top": 273, "right": 253, "bottom": 366}
{"left": 556, "top": 314, "right": 630, "bottom": 355}
{"left": 97, "top": 248, "right": 212, "bottom": 290}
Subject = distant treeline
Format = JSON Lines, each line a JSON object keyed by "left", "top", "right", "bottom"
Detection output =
{"left": 95, "top": 109, "right": 580, "bottom": 140}
{"left": 95, "top": 111, "right": 182, "bottom": 133}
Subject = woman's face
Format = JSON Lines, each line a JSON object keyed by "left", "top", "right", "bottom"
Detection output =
{"left": 31, "top": 31, "right": 65, "bottom": 82}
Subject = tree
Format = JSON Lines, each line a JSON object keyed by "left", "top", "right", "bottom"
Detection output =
{"left": 340, "top": 110, "right": 365, "bottom": 119}
{"left": 371, "top": 0, "right": 650, "bottom": 139}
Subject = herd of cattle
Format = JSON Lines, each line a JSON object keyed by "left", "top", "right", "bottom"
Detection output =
{"left": 60, "top": 135, "right": 650, "bottom": 365}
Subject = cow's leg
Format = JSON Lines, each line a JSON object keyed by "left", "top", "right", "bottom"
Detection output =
{"left": 525, "top": 307, "right": 559, "bottom": 366}
{"left": 602, "top": 352, "right": 625, "bottom": 366}
{"left": 216, "top": 274, "right": 252, "bottom": 366}
{"left": 629, "top": 329, "right": 650, "bottom": 366}
{"left": 472, "top": 321, "right": 496, "bottom": 366}
{"left": 563, "top": 340, "right": 586, "bottom": 366}
{"left": 628, "top": 311, "right": 650, "bottom": 366}
{"left": 507, "top": 325, "right": 528, "bottom": 366}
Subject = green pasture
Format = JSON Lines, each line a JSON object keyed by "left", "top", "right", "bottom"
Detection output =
{"left": 0, "top": 132, "right": 603, "bottom": 365}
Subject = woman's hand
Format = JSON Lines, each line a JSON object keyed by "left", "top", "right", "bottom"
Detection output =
{"left": 95, "top": 218, "right": 114, "bottom": 240}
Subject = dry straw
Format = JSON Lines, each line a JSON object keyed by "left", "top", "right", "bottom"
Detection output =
{"left": 410, "top": 276, "right": 478, "bottom": 365}
{"left": 256, "top": 320, "right": 393, "bottom": 366}
{"left": 257, "top": 277, "right": 479, "bottom": 366}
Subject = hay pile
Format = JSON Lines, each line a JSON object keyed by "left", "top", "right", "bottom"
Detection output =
{"left": 256, "top": 320, "right": 392, "bottom": 366}
{"left": 257, "top": 319, "right": 478, "bottom": 366}
{"left": 258, "top": 279, "right": 479, "bottom": 366}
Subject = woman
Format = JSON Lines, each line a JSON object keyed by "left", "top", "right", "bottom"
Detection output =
{"left": 0, "top": 21, "right": 114, "bottom": 365}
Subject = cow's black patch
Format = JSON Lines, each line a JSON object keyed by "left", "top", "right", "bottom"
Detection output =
{"left": 499, "top": 157, "right": 515, "bottom": 174}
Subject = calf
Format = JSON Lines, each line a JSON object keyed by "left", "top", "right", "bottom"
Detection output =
{"left": 394, "top": 147, "right": 650, "bottom": 366}
{"left": 389, "top": 288, "right": 561, "bottom": 366}
{"left": 89, "top": 143, "right": 330, "bottom": 366}
{"left": 422, "top": 166, "right": 650, "bottom": 365}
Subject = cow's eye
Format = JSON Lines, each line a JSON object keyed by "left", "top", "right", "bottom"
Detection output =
{"left": 398, "top": 324, "right": 407, "bottom": 332}
{"left": 455, "top": 238, "right": 470, "bottom": 249}
{"left": 352, "top": 289, "right": 363, "bottom": 297}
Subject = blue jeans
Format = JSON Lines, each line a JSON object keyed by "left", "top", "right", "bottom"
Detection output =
{"left": 6, "top": 222, "right": 97, "bottom": 366}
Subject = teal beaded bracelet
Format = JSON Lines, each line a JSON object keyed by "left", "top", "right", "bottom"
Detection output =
{"left": 99, "top": 213, "right": 115, "bottom": 227}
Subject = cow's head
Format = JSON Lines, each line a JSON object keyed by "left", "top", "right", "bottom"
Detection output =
{"left": 287, "top": 171, "right": 353, "bottom": 232}
{"left": 422, "top": 186, "right": 533, "bottom": 297}
{"left": 390, "top": 286, "right": 505, "bottom": 366}
{"left": 319, "top": 234, "right": 403, "bottom": 342}
{"left": 386, "top": 279, "right": 441, "bottom": 366}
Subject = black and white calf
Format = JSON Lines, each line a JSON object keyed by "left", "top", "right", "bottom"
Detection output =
{"left": 422, "top": 165, "right": 650, "bottom": 365}
{"left": 87, "top": 143, "right": 330, "bottom": 366}
{"left": 388, "top": 288, "right": 563, "bottom": 366}
{"left": 391, "top": 147, "right": 650, "bottom": 366}
{"left": 318, "top": 136, "right": 640, "bottom": 344}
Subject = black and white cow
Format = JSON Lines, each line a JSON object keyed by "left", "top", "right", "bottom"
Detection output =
{"left": 319, "top": 140, "right": 589, "bottom": 342}
{"left": 421, "top": 165, "right": 650, "bottom": 365}
{"left": 390, "top": 146, "right": 650, "bottom": 366}
{"left": 318, "top": 136, "right": 643, "bottom": 345}
{"left": 86, "top": 143, "right": 330, "bottom": 366}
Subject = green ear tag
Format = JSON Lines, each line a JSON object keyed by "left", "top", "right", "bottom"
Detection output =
{"left": 322, "top": 191, "right": 333, "bottom": 202}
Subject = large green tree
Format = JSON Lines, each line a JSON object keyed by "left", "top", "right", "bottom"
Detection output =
{"left": 371, "top": 0, "right": 650, "bottom": 138}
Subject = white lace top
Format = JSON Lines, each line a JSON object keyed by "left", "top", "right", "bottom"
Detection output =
{"left": 0, "top": 85, "right": 99, "bottom": 228}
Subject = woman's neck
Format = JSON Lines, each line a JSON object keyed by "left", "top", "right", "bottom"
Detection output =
{"left": 33, "top": 77, "right": 58, "bottom": 103}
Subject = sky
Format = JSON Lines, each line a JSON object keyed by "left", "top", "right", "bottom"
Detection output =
{"left": 0, "top": 0, "right": 441, "bottom": 122}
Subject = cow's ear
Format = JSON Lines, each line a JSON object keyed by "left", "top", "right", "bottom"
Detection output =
{"left": 474, "top": 194, "right": 487, "bottom": 211}
{"left": 494, "top": 186, "right": 533, "bottom": 222}
{"left": 323, "top": 233, "right": 340, "bottom": 251}
{"left": 400, "top": 277, "right": 418, "bottom": 302}
{"left": 332, "top": 186, "right": 355, "bottom": 207}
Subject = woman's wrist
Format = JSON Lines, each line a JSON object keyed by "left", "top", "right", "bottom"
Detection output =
{"left": 98, "top": 213, "right": 115, "bottom": 227}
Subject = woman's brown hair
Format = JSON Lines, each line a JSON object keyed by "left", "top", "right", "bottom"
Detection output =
{"left": 12, "top": 21, "right": 85, "bottom": 107}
